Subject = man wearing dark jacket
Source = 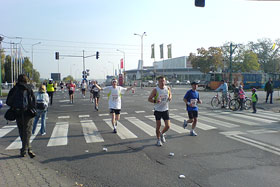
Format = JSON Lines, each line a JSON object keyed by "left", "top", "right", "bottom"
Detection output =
{"left": 6, "top": 74, "right": 36, "bottom": 158}
{"left": 264, "top": 78, "right": 274, "bottom": 104}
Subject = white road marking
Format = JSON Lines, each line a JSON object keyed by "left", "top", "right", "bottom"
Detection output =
{"left": 247, "top": 129, "right": 278, "bottom": 134}
{"left": 145, "top": 116, "right": 189, "bottom": 133}
{"left": 226, "top": 134, "right": 280, "bottom": 156}
{"left": 81, "top": 120, "right": 104, "bottom": 143}
{"left": 125, "top": 117, "right": 155, "bottom": 136}
{"left": 170, "top": 114, "right": 217, "bottom": 130}
{"left": 58, "top": 116, "right": 70, "bottom": 119}
{"left": 199, "top": 116, "right": 239, "bottom": 128}
{"left": 47, "top": 122, "right": 68, "bottom": 146}
{"left": 99, "top": 114, "right": 109, "bottom": 116}
{"left": 0, "top": 125, "right": 17, "bottom": 138}
{"left": 79, "top": 115, "right": 90, "bottom": 118}
{"left": 6, "top": 124, "right": 41, "bottom": 150}
{"left": 103, "top": 119, "right": 138, "bottom": 139}
{"left": 135, "top": 111, "right": 145, "bottom": 113}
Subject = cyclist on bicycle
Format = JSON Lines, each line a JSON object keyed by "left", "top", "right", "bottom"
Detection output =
{"left": 215, "top": 80, "right": 228, "bottom": 108}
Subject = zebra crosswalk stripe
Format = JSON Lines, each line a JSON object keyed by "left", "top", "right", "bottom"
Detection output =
{"left": 0, "top": 125, "right": 17, "bottom": 138}
{"left": 199, "top": 116, "right": 239, "bottom": 128}
{"left": 226, "top": 112, "right": 277, "bottom": 124}
{"left": 81, "top": 120, "right": 104, "bottom": 143}
{"left": 144, "top": 116, "right": 189, "bottom": 133}
{"left": 125, "top": 117, "right": 155, "bottom": 136}
{"left": 103, "top": 119, "right": 138, "bottom": 139}
{"left": 6, "top": 124, "right": 41, "bottom": 150}
{"left": 170, "top": 114, "right": 217, "bottom": 130}
{"left": 47, "top": 122, "right": 68, "bottom": 147}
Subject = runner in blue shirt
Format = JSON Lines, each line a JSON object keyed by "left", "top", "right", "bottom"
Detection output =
{"left": 183, "top": 81, "right": 202, "bottom": 136}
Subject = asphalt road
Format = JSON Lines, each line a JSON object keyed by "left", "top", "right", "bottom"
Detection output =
{"left": 1, "top": 86, "right": 280, "bottom": 187}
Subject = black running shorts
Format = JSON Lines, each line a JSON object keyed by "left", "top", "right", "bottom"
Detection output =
{"left": 110, "top": 109, "right": 121, "bottom": 114}
{"left": 154, "top": 110, "right": 170, "bottom": 121}
{"left": 188, "top": 111, "right": 198, "bottom": 119}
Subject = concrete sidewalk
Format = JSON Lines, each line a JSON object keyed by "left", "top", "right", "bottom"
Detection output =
{"left": 0, "top": 145, "right": 76, "bottom": 187}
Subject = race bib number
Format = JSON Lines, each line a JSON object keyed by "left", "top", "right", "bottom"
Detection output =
{"left": 112, "top": 94, "right": 118, "bottom": 101}
{"left": 190, "top": 99, "right": 197, "bottom": 107}
{"left": 70, "top": 87, "right": 74, "bottom": 91}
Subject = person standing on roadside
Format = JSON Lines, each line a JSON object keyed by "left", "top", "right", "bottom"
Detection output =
{"left": 97, "top": 79, "right": 134, "bottom": 133}
{"left": 215, "top": 80, "right": 228, "bottom": 108}
{"left": 32, "top": 85, "right": 49, "bottom": 135}
{"left": 148, "top": 76, "right": 172, "bottom": 146}
{"left": 183, "top": 81, "right": 202, "bottom": 136}
{"left": 251, "top": 88, "right": 258, "bottom": 113}
{"left": 6, "top": 74, "right": 36, "bottom": 158}
{"left": 265, "top": 78, "right": 274, "bottom": 104}
{"left": 46, "top": 79, "right": 55, "bottom": 105}
{"left": 67, "top": 80, "right": 76, "bottom": 103}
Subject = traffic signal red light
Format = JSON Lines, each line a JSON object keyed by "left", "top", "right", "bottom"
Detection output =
{"left": 55, "top": 52, "right": 59, "bottom": 60}
{"left": 195, "top": 0, "right": 205, "bottom": 7}
{"left": 96, "top": 51, "right": 99, "bottom": 59}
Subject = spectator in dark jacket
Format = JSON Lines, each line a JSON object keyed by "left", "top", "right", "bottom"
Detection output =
{"left": 6, "top": 74, "right": 36, "bottom": 158}
{"left": 264, "top": 78, "right": 274, "bottom": 104}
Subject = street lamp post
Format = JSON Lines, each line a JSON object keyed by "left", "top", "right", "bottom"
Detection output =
{"left": 31, "top": 42, "right": 41, "bottom": 80}
{"left": 0, "top": 36, "right": 3, "bottom": 96}
{"left": 108, "top": 61, "right": 114, "bottom": 76}
{"left": 116, "top": 49, "right": 126, "bottom": 85}
{"left": 134, "top": 32, "right": 147, "bottom": 88}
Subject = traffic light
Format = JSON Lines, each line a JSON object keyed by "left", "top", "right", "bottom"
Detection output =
{"left": 96, "top": 51, "right": 99, "bottom": 59}
{"left": 55, "top": 52, "right": 59, "bottom": 60}
{"left": 195, "top": 0, "right": 205, "bottom": 7}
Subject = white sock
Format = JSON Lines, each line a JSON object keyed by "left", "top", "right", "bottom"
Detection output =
{"left": 113, "top": 125, "right": 116, "bottom": 129}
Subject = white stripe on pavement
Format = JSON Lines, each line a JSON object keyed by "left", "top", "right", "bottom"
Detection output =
{"left": 199, "top": 116, "right": 239, "bottom": 128}
{"left": 81, "top": 120, "right": 104, "bottom": 143}
{"left": 47, "top": 122, "right": 68, "bottom": 147}
{"left": 103, "top": 119, "right": 138, "bottom": 139}
{"left": 125, "top": 117, "right": 155, "bottom": 136}
{"left": 247, "top": 129, "right": 278, "bottom": 134}
{"left": 0, "top": 125, "right": 17, "bottom": 138}
{"left": 228, "top": 112, "right": 277, "bottom": 124}
{"left": 79, "top": 115, "right": 90, "bottom": 118}
{"left": 6, "top": 124, "right": 41, "bottom": 150}
{"left": 199, "top": 111, "right": 257, "bottom": 126}
{"left": 169, "top": 114, "right": 217, "bottom": 130}
{"left": 99, "top": 114, "right": 109, "bottom": 116}
{"left": 144, "top": 116, "right": 189, "bottom": 133}
{"left": 135, "top": 111, "right": 145, "bottom": 113}
{"left": 58, "top": 116, "right": 70, "bottom": 119}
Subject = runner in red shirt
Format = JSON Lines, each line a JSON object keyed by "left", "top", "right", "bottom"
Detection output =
{"left": 67, "top": 80, "right": 76, "bottom": 103}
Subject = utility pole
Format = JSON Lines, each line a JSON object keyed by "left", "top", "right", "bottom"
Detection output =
{"left": 229, "top": 43, "right": 238, "bottom": 83}
{"left": 0, "top": 36, "right": 3, "bottom": 96}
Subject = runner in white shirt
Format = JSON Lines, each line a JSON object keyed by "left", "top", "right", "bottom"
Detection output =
{"left": 95, "top": 79, "right": 134, "bottom": 133}
{"left": 81, "top": 80, "right": 87, "bottom": 98}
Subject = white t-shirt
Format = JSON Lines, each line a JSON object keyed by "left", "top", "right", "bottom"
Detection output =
{"left": 103, "top": 86, "right": 127, "bottom": 109}
{"left": 81, "top": 83, "right": 87, "bottom": 89}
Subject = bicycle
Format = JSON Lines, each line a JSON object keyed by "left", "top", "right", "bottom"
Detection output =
{"left": 229, "top": 97, "right": 252, "bottom": 111}
{"left": 211, "top": 92, "right": 232, "bottom": 109}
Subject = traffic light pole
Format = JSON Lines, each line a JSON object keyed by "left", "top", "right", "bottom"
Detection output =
{"left": 229, "top": 43, "right": 237, "bottom": 84}
{"left": 56, "top": 51, "right": 99, "bottom": 80}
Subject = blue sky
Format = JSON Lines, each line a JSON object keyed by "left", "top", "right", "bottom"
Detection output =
{"left": 2, "top": 0, "right": 280, "bottom": 79}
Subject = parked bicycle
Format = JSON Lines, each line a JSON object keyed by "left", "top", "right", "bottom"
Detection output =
{"left": 211, "top": 92, "right": 232, "bottom": 109}
{"left": 229, "top": 97, "right": 252, "bottom": 111}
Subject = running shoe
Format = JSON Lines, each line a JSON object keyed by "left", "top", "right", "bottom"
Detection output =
{"left": 41, "top": 133, "right": 46, "bottom": 136}
{"left": 190, "top": 131, "right": 197, "bottom": 136}
{"left": 183, "top": 120, "right": 188, "bottom": 129}
{"left": 113, "top": 128, "right": 117, "bottom": 133}
{"left": 96, "top": 106, "right": 98, "bottom": 111}
{"left": 156, "top": 139, "right": 162, "bottom": 146}
{"left": 160, "top": 133, "right": 166, "bottom": 143}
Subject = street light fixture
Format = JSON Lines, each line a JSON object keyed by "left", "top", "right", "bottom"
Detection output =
{"left": 31, "top": 42, "right": 41, "bottom": 80}
{"left": 134, "top": 32, "right": 147, "bottom": 88}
